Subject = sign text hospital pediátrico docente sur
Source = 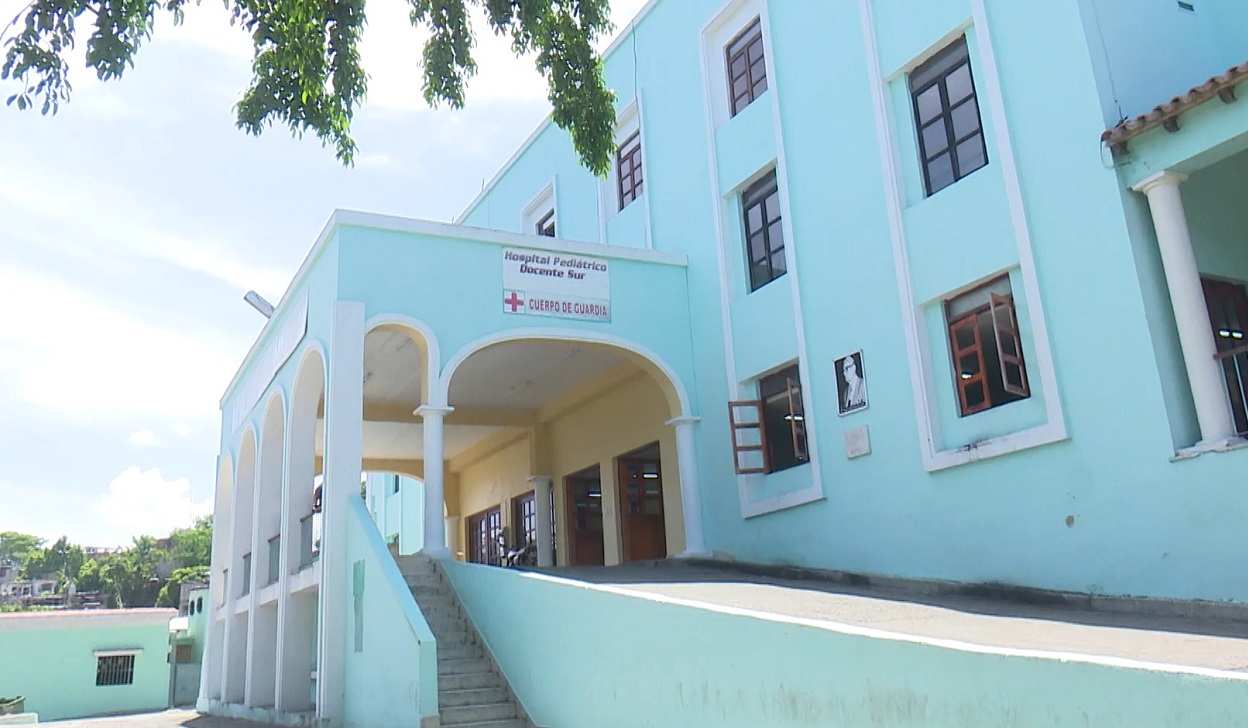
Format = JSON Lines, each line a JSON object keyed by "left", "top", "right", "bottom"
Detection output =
{"left": 502, "top": 248, "right": 611, "bottom": 322}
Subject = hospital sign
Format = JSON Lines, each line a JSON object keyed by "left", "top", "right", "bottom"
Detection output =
{"left": 502, "top": 248, "right": 611, "bottom": 322}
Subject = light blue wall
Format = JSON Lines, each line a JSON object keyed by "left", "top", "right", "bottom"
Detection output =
{"left": 431, "top": 0, "right": 1248, "bottom": 602}
{"left": 367, "top": 473, "right": 425, "bottom": 556}
{"left": 1078, "top": 0, "right": 1248, "bottom": 126}
{"left": 0, "top": 611, "right": 175, "bottom": 721}
{"left": 447, "top": 562, "right": 1248, "bottom": 728}
{"left": 333, "top": 224, "right": 696, "bottom": 393}
{"left": 342, "top": 499, "right": 437, "bottom": 727}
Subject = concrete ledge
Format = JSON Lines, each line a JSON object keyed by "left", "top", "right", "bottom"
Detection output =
{"left": 681, "top": 557, "right": 1248, "bottom": 623}
{"left": 199, "top": 699, "right": 322, "bottom": 726}
{"left": 0, "top": 714, "right": 37, "bottom": 725}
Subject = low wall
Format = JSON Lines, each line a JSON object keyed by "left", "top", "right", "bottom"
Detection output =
{"left": 0, "top": 608, "right": 175, "bottom": 721}
{"left": 444, "top": 562, "right": 1248, "bottom": 728}
{"left": 342, "top": 498, "right": 438, "bottom": 728}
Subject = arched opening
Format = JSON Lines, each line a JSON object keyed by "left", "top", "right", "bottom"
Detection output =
{"left": 224, "top": 429, "right": 255, "bottom": 704}
{"left": 279, "top": 346, "right": 325, "bottom": 713}
{"left": 363, "top": 471, "right": 426, "bottom": 556}
{"left": 203, "top": 454, "right": 232, "bottom": 702}
{"left": 247, "top": 394, "right": 284, "bottom": 708}
{"left": 439, "top": 336, "right": 693, "bottom": 568}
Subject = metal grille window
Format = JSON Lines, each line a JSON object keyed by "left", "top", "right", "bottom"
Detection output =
{"left": 742, "top": 171, "right": 785, "bottom": 292}
{"left": 535, "top": 209, "right": 555, "bottom": 237}
{"left": 726, "top": 18, "right": 767, "bottom": 117}
{"left": 617, "top": 131, "right": 644, "bottom": 210}
{"left": 946, "top": 276, "right": 1029, "bottom": 416}
{"left": 96, "top": 654, "right": 136, "bottom": 686}
{"left": 909, "top": 36, "right": 988, "bottom": 196}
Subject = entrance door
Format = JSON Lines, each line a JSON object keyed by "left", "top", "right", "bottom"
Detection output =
{"left": 466, "top": 507, "right": 502, "bottom": 566}
{"left": 564, "top": 466, "right": 605, "bottom": 566}
{"left": 1203, "top": 277, "right": 1248, "bottom": 434}
{"left": 617, "top": 442, "right": 667, "bottom": 563}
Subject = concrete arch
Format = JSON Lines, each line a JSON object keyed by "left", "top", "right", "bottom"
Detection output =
{"left": 436, "top": 328, "right": 694, "bottom": 418}
{"left": 277, "top": 343, "right": 325, "bottom": 714}
{"left": 364, "top": 314, "right": 441, "bottom": 404}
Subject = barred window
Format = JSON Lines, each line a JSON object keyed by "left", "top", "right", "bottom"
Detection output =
{"left": 96, "top": 654, "right": 135, "bottom": 686}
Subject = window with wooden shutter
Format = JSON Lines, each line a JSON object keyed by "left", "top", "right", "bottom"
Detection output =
{"left": 990, "top": 292, "right": 1028, "bottom": 397}
{"left": 728, "top": 400, "right": 769, "bottom": 474}
{"left": 786, "top": 375, "right": 808, "bottom": 462}
{"left": 945, "top": 277, "right": 1030, "bottom": 417}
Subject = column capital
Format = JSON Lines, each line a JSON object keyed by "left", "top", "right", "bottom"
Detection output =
{"left": 413, "top": 405, "right": 455, "bottom": 418}
{"left": 665, "top": 415, "right": 701, "bottom": 427}
{"left": 1132, "top": 170, "right": 1188, "bottom": 194}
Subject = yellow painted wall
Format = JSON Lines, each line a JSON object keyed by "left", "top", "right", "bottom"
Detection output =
{"left": 452, "top": 436, "right": 531, "bottom": 559}
{"left": 548, "top": 372, "right": 685, "bottom": 565}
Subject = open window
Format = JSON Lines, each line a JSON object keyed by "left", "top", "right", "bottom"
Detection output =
{"left": 729, "top": 364, "right": 809, "bottom": 474}
{"left": 946, "top": 276, "right": 1029, "bottom": 416}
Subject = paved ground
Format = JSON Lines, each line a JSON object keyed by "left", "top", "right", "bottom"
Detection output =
{"left": 42, "top": 710, "right": 270, "bottom": 727}
{"left": 547, "top": 561, "right": 1248, "bottom": 671}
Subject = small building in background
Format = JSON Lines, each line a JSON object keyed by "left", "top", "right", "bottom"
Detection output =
{"left": 0, "top": 608, "right": 176, "bottom": 722}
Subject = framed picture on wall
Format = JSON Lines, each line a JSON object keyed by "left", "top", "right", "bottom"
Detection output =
{"left": 835, "top": 350, "right": 868, "bottom": 416}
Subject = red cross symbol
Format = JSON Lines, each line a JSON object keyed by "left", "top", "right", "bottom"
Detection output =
{"left": 504, "top": 291, "right": 524, "bottom": 313}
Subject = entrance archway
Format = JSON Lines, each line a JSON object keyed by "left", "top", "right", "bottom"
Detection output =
{"left": 436, "top": 332, "right": 703, "bottom": 567}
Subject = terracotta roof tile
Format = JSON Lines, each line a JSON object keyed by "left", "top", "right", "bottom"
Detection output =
{"left": 1102, "top": 61, "right": 1248, "bottom": 152}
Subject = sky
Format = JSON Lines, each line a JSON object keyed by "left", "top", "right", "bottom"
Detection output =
{"left": 0, "top": 0, "right": 647, "bottom": 548}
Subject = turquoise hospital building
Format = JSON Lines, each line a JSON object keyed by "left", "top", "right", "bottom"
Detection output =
{"left": 200, "top": 0, "right": 1248, "bottom": 725}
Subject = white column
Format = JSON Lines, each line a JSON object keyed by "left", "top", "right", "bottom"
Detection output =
{"left": 528, "top": 475, "right": 554, "bottom": 567}
{"left": 1135, "top": 171, "right": 1237, "bottom": 447}
{"left": 667, "top": 416, "right": 709, "bottom": 557}
{"left": 316, "top": 301, "right": 365, "bottom": 725}
{"left": 444, "top": 516, "right": 458, "bottom": 555}
{"left": 417, "top": 405, "right": 454, "bottom": 559}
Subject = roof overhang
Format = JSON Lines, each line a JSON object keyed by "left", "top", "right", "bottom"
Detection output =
{"left": 1102, "top": 62, "right": 1248, "bottom": 155}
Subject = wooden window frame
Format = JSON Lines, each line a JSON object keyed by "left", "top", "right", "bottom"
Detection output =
{"left": 616, "top": 131, "right": 644, "bottom": 210}
{"left": 730, "top": 365, "right": 808, "bottom": 474}
{"left": 535, "top": 209, "right": 556, "bottom": 237}
{"left": 465, "top": 506, "right": 503, "bottom": 567}
{"left": 725, "top": 17, "right": 767, "bottom": 117}
{"left": 946, "top": 279, "right": 1030, "bottom": 417}
{"left": 742, "top": 171, "right": 786, "bottom": 292}
{"left": 909, "top": 36, "right": 988, "bottom": 196}
{"left": 512, "top": 491, "right": 537, "bottom": 549}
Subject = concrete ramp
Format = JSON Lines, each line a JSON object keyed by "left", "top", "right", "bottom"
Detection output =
{"left": 444, "top": 560, "right": 1248, "bottom": 728}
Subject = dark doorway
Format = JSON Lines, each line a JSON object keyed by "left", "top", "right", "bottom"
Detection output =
{"left": 466, "top": 506, "right": 502, "bottom": 566}
{"left": 616, "top": 442, "right": 667, "bottom": 562}
{"left": 564, "top": 466, "right": 605, "bottom": 566}
{"left": 1203, "top": 277, "right": 1248, "bottom": 434}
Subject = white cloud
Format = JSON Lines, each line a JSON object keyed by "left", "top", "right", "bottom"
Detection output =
{"left": 172, "top": 424, "right": 191, "bottom": 438}
{"left": 129, "top": 430, "right": 162, "bottom": 449}
{"left": 0, "top": 164, "right": 291, "bottom": 296}
{"left": 0, "top": 262, "right": 239, "bottom": 427}
{"left": 93, "top": 467, "right": 212, "bottom": 544}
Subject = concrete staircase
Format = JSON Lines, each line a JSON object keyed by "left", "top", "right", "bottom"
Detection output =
{"left": 397, "top": 555, "right": 534, "bottom": 728}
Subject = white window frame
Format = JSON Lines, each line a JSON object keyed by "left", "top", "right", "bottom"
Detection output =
{"left": 598, "top": 99, "right": 648, "bottom": 231}
{"left": 702, "top": 0, "right": 773, "bottom": 129}
{"left": 522, "top": 180, "right": 557, "bottom": 238}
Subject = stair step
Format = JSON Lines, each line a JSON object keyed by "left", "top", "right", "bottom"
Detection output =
{"left": 409, "top": 583, "right": 444, "bottom": 597}
{"left": 440, "top": 643, "right": 483, "bottom": 661}
{"left": 437, "top": 721, "right": 525, "bottom": 728}
{"left": 440, "top": 701, "right": 517, "bottom": 725}
{"left": 439, "top": 658, "right": 492, "bottom": 676}
{"left": 439, "top": 686, "right": 509, "bottom": 708}
{"left": 414, "top": 593, "right": 456, "bottom": 607}
{"left": 440, "top": 671, "right": 504, "bottom": 691}
{"left": 429, "top": 627, "right": 476, "bottom": 645}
